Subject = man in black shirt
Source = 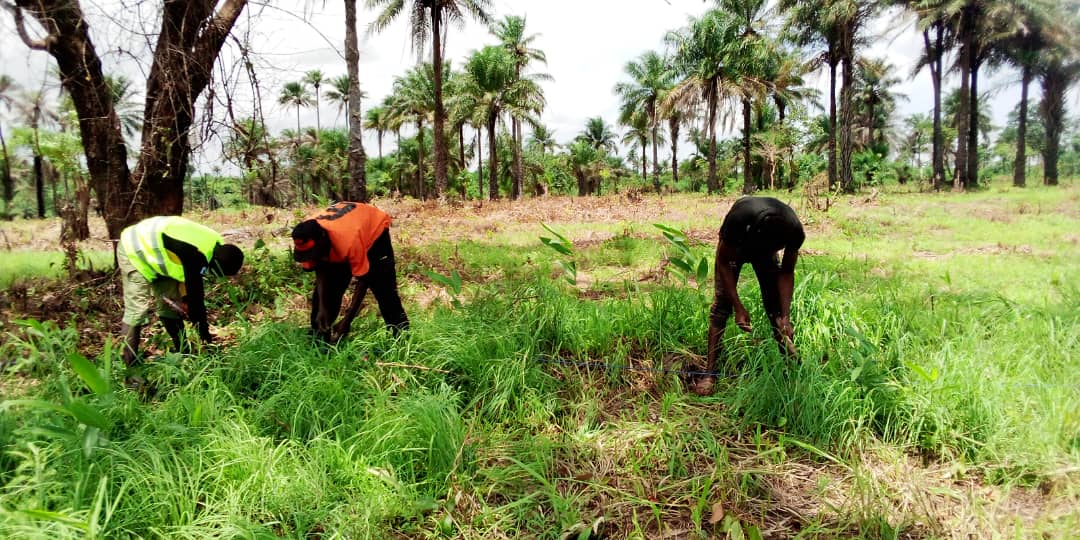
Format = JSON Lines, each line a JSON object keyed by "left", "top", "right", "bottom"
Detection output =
{"left": 696, "top": 197, "right": 805, "bottom": 395}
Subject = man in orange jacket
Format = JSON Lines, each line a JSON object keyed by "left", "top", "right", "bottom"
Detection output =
{"left": 291, "top": 201, "right": 409, "bottom": 342}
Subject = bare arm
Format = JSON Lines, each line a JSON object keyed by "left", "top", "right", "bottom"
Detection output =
{"left": 332, "top": 279, "right": 369, "bottom": 342}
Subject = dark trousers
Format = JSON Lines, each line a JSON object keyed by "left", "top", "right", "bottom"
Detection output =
{"left": 709, "top": 253, "right": 785, "bottom": 359}
{"left": 310, "top": 229, "right": 409, "bottom": 336}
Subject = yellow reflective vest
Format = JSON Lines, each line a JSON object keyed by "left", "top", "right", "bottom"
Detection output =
{"left": 120, "top": 216, "right": 222, "bottom": 282}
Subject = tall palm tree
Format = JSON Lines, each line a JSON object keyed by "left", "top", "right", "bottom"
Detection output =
{"left": 577, "top": 117, "right": 618, "bottom": 154}
{"left": 527, "top": 124, "right": 557, "bottom": 156}
{"left": 367, "top": 0, "right": 493, "bottom": 199}
{"left": 324, "top": 74, "right": 362, "bottom": 127}
{"left": 279, "top": 81, "right": 313, "bottom": 146}
{"left": 620, "top": 111, "right": 651, "bottom": 181}
{"left": 491, "top": 15, "right": 548, "bottom": 200}
{"left": 992, "top": 0, "right": 1052, "bottom": 187}
{"left": 781, "top": 0, "right": 843, "bottom": 188}
{"left": 665, "top": 9, "right": 744, "bottom": 193}
{"left": 1037, "top": 28, "right": 1080, "bottom": 186}
{"left": 385, "top": 63, "right": 445, "bottom": 199}
{"left": 304, "top": 69, "right": 326, "bottom": 139}
{"left": 364, "top": 105, "right": 391, "bottom": 160}
{"left": 459, "top": 45, "right": 544, "bottom": 201}
{"left": 0, "top": 75, "right": 17, "bottom": 215}
{"left": 854, "top": 57, "right": 903, "bottom": 152}
{"left": 615, "top": 50, "right": 675, "bottom": 192}
{"left": 16, "top": 89, "right": 60, "bottom": 218}
{"left": 103, "top": 74, "right": 142, "bottom": 139}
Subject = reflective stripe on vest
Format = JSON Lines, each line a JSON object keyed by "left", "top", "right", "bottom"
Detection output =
{"left": 120, "top": 217, "right": 222, "bottom": 282}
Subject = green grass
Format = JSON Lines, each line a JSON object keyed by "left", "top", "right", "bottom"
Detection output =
{"left": 1, "top": 185, "right": 1078, "bottom": 538}
{"left": 0, "top": 250, "right": 113, "bottom": 288}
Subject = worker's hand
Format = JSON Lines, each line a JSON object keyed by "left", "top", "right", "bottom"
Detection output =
{"left": 735, "top": 308, "right": 752, "bottom": 333}
{"left": 776, "top": 316, "right": 797, "bottom": 358}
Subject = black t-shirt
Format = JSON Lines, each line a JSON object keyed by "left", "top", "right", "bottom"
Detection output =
{"left": 719, "top": 197, "right": 805, "bottom": 258}
{"left": 162, "top": 233, "right": 212, "bottom": 337}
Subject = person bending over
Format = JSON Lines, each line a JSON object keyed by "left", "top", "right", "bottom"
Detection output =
{"left": 696, "top": 196, "right": 805, "bottom": 395}
{"left": 118, "top": 216, "right": 244, "bottom": 366}
{"left": 292, "top": 201, "right": 409, "bottom": 343}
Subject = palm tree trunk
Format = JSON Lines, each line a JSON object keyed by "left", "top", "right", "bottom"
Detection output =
{"left": 650, "top": 113, "right": 660, "bottom": 192}
{"left": 669, "top": 116, "right": 679, "bottom": 187}
{"left": 511, "top": 116, "right": 523, "bottom": 199}
{"left": 706, "top": 89, "right": 718, "bottom": 193}
{"left": 839, "top": 28, "right": 855, "bottom": 193}
{"left": 487, "top": 115, "right": 498, "bottom": 200}
{"left": 828, "top": 56, "right": 838, "bottom": 190}
{"left": 417, "top": 120, "right": 425, "bottom": 199}
{"left": 925, "top": 26, "right": 945, "bottom": 191}
{"left": 34, "top": 155, "right": 45, "bottom": 218}
{"left": 458, "top": 123, "right": 467, "bottom": 198}
{"left": 344, "top": 0, "right": 367, "bottom": 202}
{"left": 640, "top": 137, "right": 647, "bottom": 181}
{"left": 1040, "top": 66, "right": 1066, "bottom": 186}
{"left": 954, "top": 11, "right": 973, "bottom": 190}
{"left": 966, "top": 60, "right": 980, "bottom": 189}
{"left": 1013, "top": 64, "right": 1030, "bottom": 187}
{"left": 476, "top": 126, "right": 483, "bottom": 199}
{"left": 377, "top": 132, "right": 383, "bottom": 160}
{"left": 742, "top": 97, "right": 753, "bottom": 194}
{"left": 0, "top": 124, "right": 11, "bottom": 215}
{"left": 431, "top": 7, "right": 448, "bottom": 198}
{"left": 314, "top": 85, "right": 321, "bottom": 140}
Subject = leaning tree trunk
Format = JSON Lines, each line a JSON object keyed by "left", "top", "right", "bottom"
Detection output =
{"left": 1013, "top": 64, "right": 1031, "bottom": 187}
{"left": 344, "top": 0, "right": 367, "bottom": 202}
{"left": 431, "top": 8, "right": 448, "bottom": 199}
{"left": 15, "top": 0, "right": 246, "bottom": 238}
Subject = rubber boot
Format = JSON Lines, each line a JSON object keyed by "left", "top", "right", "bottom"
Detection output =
{"left": 161, "top": 317, "right": 187, "bottom": 353}
{"left": 120, "top": 322, "right": 144, "bottom": 368}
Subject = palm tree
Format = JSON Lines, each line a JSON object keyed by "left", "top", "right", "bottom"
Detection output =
{"left": 577, "top": 117, "right": 618, "bottom": 154}
{"left": 992, "top": 0, "right": 1052, "bottom": 187}
{"left": 364, "top": 105, "right": 391, "bottom": 160}
{"left": 491, "top": 15, "right": 548, "bottom": 199}
{"left": 1037, "top": 32, "right": 1080, "bottom": 186}
{"left": 0, "top": 74, "right": 17, "bottom": 215}
{"left": 103, "top": 75, "right": 142, "bottom": 139}
{"left": 781, "top": 0, "right": 843, "bottom": 188}
{"left": 278, "top": 81, "right": 313, "bottom": 146}
{"left": 854, "top": 57, "right": 904, "bottom": 152}
{"left": 459, "top": 45, "right": 544, "bottom": 201}
{"left": 304, "top": 70, "right": 326, "bottom": 139}
{"left": 615, "top": 50, "right": 674, "bottom": 192}
{"left": 620, "top": 111, "right": 650, "bottom": 181}
{"left": 665, "top": 10, "right": 744, "bottom": 193}
{"left": 385, "top": 64, "right": 444, "bottom": 199}
{"left": 16, "top": 89, "right": 60, "bottom": 218}
{"left": 527, "top": 124, "right": 557, "bottom": 155}
{"left": 367, "top": 0, "right": 493, "bottom": 199}
{"left": 324, "top": 74, "right": 362, "bottom": 127}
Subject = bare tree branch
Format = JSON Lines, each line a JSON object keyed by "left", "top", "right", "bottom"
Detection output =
{"left": 6, "top": 2, "right": 53, "bottom": 50}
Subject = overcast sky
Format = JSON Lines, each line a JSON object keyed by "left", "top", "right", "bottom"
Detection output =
{"left": 0, "top": 0, "right": 1070, "bottom": 174}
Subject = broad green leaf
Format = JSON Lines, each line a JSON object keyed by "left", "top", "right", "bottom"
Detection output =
{"left": 65, "top": 399, "right": 111, "bottom": 430}
{"left": 68, "top": 352, "right": 110, "bottom": 395}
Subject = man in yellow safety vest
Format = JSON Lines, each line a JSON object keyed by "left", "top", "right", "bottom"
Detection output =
{"left": 117, "top": 216, "right": 244, "bottom": 367}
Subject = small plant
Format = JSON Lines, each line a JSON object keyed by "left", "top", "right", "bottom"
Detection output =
{"left": 425, "top": 269, "right": 463, "bottom": 308}
{"left": 654, "top": 223, "right": 709, "bottom": 286}
{"left": 539, "top": 223, "right": 577, "bottom": 286}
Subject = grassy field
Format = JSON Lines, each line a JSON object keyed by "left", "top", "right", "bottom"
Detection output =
{"left": 0, "top": 183, "right": 1078, "bottom": 538}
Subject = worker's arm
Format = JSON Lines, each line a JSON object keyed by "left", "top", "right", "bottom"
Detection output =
{"left": 332, "top": 278, "right": 369, "bottom": 342}
{"left": 716, "top": 241, "right": 751, "bottom": 332}
{"left": 775, "top": 230, "right": 804, "bottom": 349}
{"left": 164, "top": 235, "right": 212, "bottom": 342}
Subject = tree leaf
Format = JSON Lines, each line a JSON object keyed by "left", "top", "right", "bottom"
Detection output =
{"left": 708, "top": 501, "right": 724, "bottom": 525}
